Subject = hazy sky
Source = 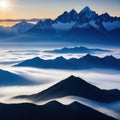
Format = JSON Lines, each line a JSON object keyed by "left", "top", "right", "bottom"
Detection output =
{"left": 0, "top": 0, "right": 120, "bottom": 19}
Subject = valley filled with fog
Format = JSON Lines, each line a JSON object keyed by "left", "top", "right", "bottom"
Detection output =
{"left": 0, "top": 45, "right": 120, "bottom": 119}
{"left": 0, "top": 2, "right": 120, "bottom": 120}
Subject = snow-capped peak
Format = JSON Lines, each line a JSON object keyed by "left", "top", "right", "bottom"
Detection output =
{"left": 78, "top": 6, "right": 98, "bottom": 23}
{"left": 80, "top": 6, "right": 91, "bottom": 13}
{"left": 6, "top": 6, "right": 120, "bottom": 34}
{"left": 11, "top": 20, "right": 34, "bottom": 33}
{"left": 31, "top": 19, "right": 55, "bottom": 31}
{"left": 56, "top": 9, "right": 78, "bottom": 23}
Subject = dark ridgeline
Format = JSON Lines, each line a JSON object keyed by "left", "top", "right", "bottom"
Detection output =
{"left": 14, "top": 54, "right": 120, "bottom": 70}
{"left": 0, "top": 69, "right": 35, "bottom": 86}
{"left": 44, "top": 46, "right": 111, "bottom": 54}
{"left": 0, "top": 101, "right": 117, "bottom": 120}
{"left": 14, "top": 75, "right": 120, "bottom": 103}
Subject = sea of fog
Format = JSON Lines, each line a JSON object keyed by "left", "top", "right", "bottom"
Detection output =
{"left": 0, "top": 45, "right": 120, "bottom": 67}
{"left": 0, "top": 46, "right": 120, "bottom": 119}
{"left": 0, "top": 46, "right": 120, "bottom": 97}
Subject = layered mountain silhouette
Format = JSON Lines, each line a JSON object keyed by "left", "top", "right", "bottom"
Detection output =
{"left": 15, "top": 54, "right": 120, "bottom": 70}
{"left": 0, "top": 101, "right": 117, "bottom": 120}
{"left": 0, "top": 6, "right": 120, "bottom": 45}
{"left": 14, "top": 76, "right": 120, "bottom": 103}
{"left": 0, "top": 69, "right": 35, "bottom": 86}
{"left": 44, "top": 46, "right": 111, "bottom": 54}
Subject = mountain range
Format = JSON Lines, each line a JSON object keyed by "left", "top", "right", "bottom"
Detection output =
{"left": 14, "top": 75, "right": 120, "bottom": 103}
{"left": 44, "top": 46, "right": 111, "bottom": 54}
{"left": 14, "top": 54, "right": 120, "bottom": 70}
{"left": 0, "top": 6, "right": 120, "bottom": 45}
{"left": 0, "top": 101, "right": 117, "bottom": 120}
{"left": 0, "top": 18, "right": 40, "bottom": 22}
{"left": 11, "top": 20, "right": 34, "bottom": 33}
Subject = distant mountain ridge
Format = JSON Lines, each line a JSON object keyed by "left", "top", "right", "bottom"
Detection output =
{"left": 11, "top": 20, "right": 34, "bottom": 33}
{"left": 14, "top": 54, "right": 120, "bottom": 70}
{"left": 0, "top": 6, "right": 120, "bottom": 45}
{"left": 44, "top": 46, "right": 111, "bottom": 54}
{"left": 28, "top": 6, "right": 120, "bottom": 33}
{"left": 0, "top": 18, "right": 40, "bottom": 22}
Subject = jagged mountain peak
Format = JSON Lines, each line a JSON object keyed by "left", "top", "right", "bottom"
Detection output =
{"left": 11, "top": 20, "right": 34, "bottom": 33}
{"left": 80, "top": 54, "right": 99, "bottom": 60}
{"left": 8, "top": 6, "right": 120, "bottom": 40}
{"left": 100, "top": 12, "right": 112, "bottom": 22}
{"left": 78, "top": 6, "right": 98, "bottom": 22}
{"left": 31, "top": 18, "right": 55, "bottom": 31}
{"left": 102, "top": 12, "right": 110, "bottom": 17}
{"left": 13, "top": 20, "right": 30, "bottom": 26}
{"left": 56, "top": 9, "right": 78, "bottom": 23}
{"left": 103, "top": 55, "right": 116, "bottom": 60}
{"left": 43, "top": 19, "right": 55, "bottom": 25}
{"left": 69, "top": 9, "right": 78, "bottom": 14}
{"left": 80, "top": 6, "right": 91, "bottom": 13}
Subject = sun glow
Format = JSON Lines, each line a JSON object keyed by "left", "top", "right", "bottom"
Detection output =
{"left": 0, "top": 0, "right": 11, "bottom": 10}
{"left": 0, "top": 1, "right": 8, "bottom": 9}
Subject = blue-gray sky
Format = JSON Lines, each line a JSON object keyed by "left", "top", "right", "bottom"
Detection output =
{"left": 0, "top": 0, "right": 120, "bottom": 19}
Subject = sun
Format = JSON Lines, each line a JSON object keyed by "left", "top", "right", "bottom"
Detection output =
{"left": 0, "top": 0, "right": 9, "bottom": 9}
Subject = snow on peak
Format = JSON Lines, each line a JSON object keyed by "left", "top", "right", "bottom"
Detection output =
{"left": 56, "top": 9, "right": 78, "bottom": 23}
{"left": 52, "top": 21, "right": 75, "bottom": 31}
{"left": 78, "top": 6, "right": 97, "bottom": 22}
{"left": 102, "top": 21, "right": 120, "bottom": 31}
{"left": 31, "top": 19, "right": 55, "bottom": 31}
{"left": 11, "top": 20, "right": 34, "bottom": 33}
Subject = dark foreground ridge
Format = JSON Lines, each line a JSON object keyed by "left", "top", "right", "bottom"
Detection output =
{"left": 14, "top": 54, "right": 120, "bottom": 70}
{"left": 14, "top": 75, "right": 120, "bottom": 103}
{"left": 0, "top": 101, "right": 117, "bottom": 120}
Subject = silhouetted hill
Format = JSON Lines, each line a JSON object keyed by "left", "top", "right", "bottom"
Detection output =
{"left": 15, "top": 54, "right": 120, "bottom": 70}
{"left": 0, "top": 69, "right": 35, "bottom": 86}
{"left": 14, "top": 76, "right": 120, "bottom": 103}
{"left": 0, "top": 101, "right": 117, "bottom": 120}
{"left": 44, "top": 46, "right": 111, "bottom": 54}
